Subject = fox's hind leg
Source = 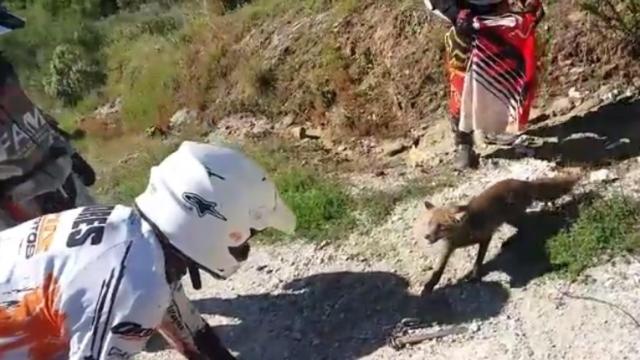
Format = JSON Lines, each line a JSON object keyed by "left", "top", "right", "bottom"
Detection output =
{"left": 469, "top": 238, "right": 490, "bottom": 281}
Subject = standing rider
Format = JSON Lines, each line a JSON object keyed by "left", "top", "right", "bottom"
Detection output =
{"left": 424, "top": 0, "right": 544, "bottom": 170}
{"left": 0, "top": 4, "right": 96, "bottom": 229}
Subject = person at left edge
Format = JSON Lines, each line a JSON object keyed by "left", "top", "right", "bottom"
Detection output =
{"left": 0, "top": 141, "right": 297, "bottom": 359}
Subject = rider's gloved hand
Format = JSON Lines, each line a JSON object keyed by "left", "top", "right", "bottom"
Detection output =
{"left": 455, "top": 9, "right": 475, "bottom": 35}
{"left": 193, "top": 323, "right": 237, "bottom": 360}
{"left": 70, "top": 152, "right": 96, "bottom": 186}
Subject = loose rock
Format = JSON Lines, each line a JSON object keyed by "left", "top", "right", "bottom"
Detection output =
{"left": 169, "top": 108, "right": 198, "bottom": 130}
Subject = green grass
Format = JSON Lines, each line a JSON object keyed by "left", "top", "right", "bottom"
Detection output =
{"left": 55, "top": 92, "right": 104, "bottom": 132}
{"left": 92, "top": 137, "right": 354, "bottom": 241}
{"left": 241, "top": 141, "right": 355, "bottom": 242}
{"left": 93, "top": 139, "right": 178, "bottom": 204}
{"left": 547, "top": 195, "right": 640, "bottom": 278}
{"left": 88, "top": 132, "right": 455, "bottom": 244}
{"left": 106, "top": 33, "right": 181, "bottom": 131}
{"left": 246, "top": 140, "right": 455, "bottom": 243}
{"left": 273, "top": 168, "right": 355, "bottom": 241}
{"left": 356, "top": 175, "right": 456, "bottom": 227}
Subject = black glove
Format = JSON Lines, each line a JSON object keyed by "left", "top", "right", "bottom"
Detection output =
{"left": 71, "top": 152, "right": 96, "bottom": 187}
{"left": 426, "top": 0, "right": 461, "bottom": 24}
{"left": 193, "top": 323, "right": 237, "bottom": 360}
{"left": 454, "top": 9, "right": 475, "bottom": 36}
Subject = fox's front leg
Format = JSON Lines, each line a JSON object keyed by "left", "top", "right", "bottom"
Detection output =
{"left": 422, "top": 243, "right": 455, "bottom": 295}
{"left": 469, "top": 238, "right": 490, "bottom": 281}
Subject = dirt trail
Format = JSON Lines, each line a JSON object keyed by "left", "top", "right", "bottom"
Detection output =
{"left": 138, "top": 228, "right": 640, "bottom": 360}
{"left": 137, "top": 101, "right": 640, "bottom": 360}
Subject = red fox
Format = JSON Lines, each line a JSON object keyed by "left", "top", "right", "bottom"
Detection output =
{"left": 413, "top": 174, "right": 581, "bottom": 294}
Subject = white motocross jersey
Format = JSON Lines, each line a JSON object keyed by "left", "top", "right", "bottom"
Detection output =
{"left": 0, "top": 205, "right": 207, "bottom": 360}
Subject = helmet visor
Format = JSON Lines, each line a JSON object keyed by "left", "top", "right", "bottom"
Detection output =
{"left": 268, "top": 192, "right": 296, "bottom": 235}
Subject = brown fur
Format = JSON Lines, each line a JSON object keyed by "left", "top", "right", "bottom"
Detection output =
{"left": 413, "top": 174, "right": 581, "bottom": 294}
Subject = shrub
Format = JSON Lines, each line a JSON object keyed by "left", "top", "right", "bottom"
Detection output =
{"left": 580, "top": 0, "right": 640, "bottom": 53}
{"left": 43, "top": 44, "right": 105, "bottom": 105}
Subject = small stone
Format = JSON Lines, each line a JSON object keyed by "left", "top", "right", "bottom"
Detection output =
{"left": 407, "top": 146, "right": 430, "bottom": 168}
{"left": 93, "top": 98, "right": 122, "bottom": 118}
{"left": 118, "top": 153, "right": 140, "bottom": 165}
{"left": 548, "top": 97, "right": 573, "bottom": 116}
{"left": 589, "top": 169, "right": 619, "bottom": 183}
{"left": 568, "top": 87, "right": 583, "bottom": 99}
{"left": 601, "top": 63, "right": 618, "bottom": 80}
{"left": 169, "top": 108, "right": 198, "bottom": 129}
{"left": 616, "top": 88, "right": 636, "bottom": 103}
{"left": 279, "top": 114, "right": 295, "bottom": 128}
{"left": 469, "top": 322, "right": 481, "bottom": 333}
{"left": 597, "top": 84, "right": 614, "bottom": 99}
{"left": 320, "top": 137, "right": 335, "bottom": 151}
{"left": 214, "top": 113, "right": 273, "bottom": 140}
{"left": 570, "top": 97, "right": 601, "bottom": 116}
{"left": 304, "top": 127, "right": 323, "bottom": 139}
{"left": 569, "top": 66, "right": 585, "bottom": 74}
{"left": 567, "top": 10, "right": 586, "bottom": 22}
{"left": 529, "top": 107, "right": 548, "bottom": 123}
{"left": 381, "top": 139, "right": 409, "bottom": 157}
{"left": 290, "top": 126, "right": 306, "bottom": 139}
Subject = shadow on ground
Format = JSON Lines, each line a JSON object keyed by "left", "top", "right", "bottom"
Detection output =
{"left": 474, "top": 192, "right": 596, "bottom": 288}
{"left": 157, "top": 196, "right": 597, "bottom": 359}
{"left": 485, "top": 99, "right": 640, "bottom": 166}
{"left": 193, "top": 271, "right": 509, "bottom": 360}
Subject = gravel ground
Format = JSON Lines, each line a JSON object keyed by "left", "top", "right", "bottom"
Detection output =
{"left": 137, "top": 156, "right": 640, "bottom": 360}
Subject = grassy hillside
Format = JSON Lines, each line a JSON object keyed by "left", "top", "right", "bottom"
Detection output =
{"left": 4, "top": 0, "right": 640, "bottom": 137}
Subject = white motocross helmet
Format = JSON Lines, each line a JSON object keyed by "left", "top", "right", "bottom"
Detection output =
{"left": 135, "top": 141, "right": 296, "bottom": 280}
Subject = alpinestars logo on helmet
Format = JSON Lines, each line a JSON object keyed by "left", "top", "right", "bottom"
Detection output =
{"left": 204, "top": 166, "right": 225, "bottom": 181}
{"left": 182, "top": 192, "right": 227, "bottom": 221}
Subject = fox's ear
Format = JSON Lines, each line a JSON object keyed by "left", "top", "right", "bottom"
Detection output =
{"left": 423, "top": 200, "right": 435, "bottom": 210}
{"left": 453, "top": 205, "right": 468, "bottom": 222}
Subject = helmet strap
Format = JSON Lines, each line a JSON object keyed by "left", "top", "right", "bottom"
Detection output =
{"left": 188, "top": 264, "right": 202, "bottom": 290}
{"left": 134, "top": 203, "right": 205, "bottom": 288}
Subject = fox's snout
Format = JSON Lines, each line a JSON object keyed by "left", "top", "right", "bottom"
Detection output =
{"left": 414, "top": 202, "right": 455, "bottom": 246}
{"left": 423, "top": 233, "right": 439, "bottom": 244}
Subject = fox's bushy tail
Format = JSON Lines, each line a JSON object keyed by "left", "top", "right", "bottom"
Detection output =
{"left": 530, "top": 173, "right": 581, "bottom": 202}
